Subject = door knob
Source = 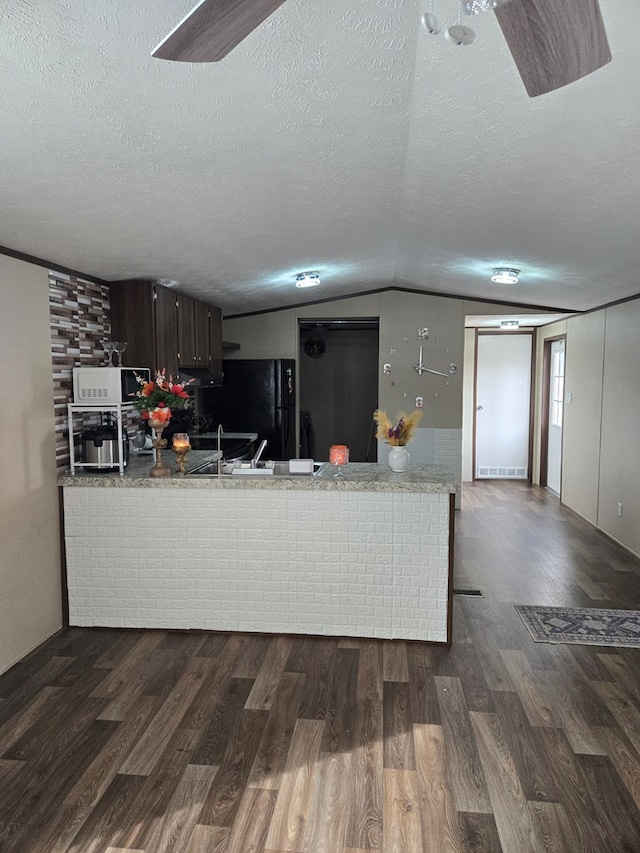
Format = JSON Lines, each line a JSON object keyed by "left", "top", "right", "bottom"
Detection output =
{"left": 476, "top": 405, "right": 484, "bottom": 411}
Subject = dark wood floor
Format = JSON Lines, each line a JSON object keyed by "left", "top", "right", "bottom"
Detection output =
{"left": 1, "top": 481, "right": 639, "bottom": 852}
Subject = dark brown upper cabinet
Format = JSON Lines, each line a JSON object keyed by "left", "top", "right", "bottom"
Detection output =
{"left": 177, "top": 294, "right": 210, "bottom": 368}
{"left": 109, "top": 280, "right": 222, "bottom": 382}
{"left": 154, "top": 285, "right": 179, "bottom": 378}
{"left": 109, "top": 280, "right": 177, "bottom": 377}
{"left": 176, "top": 293, "right": 196, "bottom": 368}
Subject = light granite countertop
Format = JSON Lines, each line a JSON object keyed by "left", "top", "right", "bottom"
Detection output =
{"left": 58, "top": 452, "right": 458, "bottom": 493}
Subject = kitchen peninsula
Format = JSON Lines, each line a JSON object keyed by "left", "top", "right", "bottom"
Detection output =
{"left": 59, "top": 458, "right": 457, "bottom": 644}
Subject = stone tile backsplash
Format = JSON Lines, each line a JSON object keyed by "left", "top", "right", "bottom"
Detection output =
{"left": 50, "top": 272, "right": 112, "bottom": 472}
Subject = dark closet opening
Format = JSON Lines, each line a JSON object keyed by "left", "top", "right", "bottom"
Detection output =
{"left": 298, "top": 318, "right": 379, "bottom": 462}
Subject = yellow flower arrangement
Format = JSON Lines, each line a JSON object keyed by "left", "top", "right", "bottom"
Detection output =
{"left": 373, "top": 409, "right": 423, "bottom": 446}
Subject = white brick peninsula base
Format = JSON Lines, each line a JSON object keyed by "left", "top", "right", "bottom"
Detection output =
{"left": 60, "top": 462, "right": 457, "bottom": 643}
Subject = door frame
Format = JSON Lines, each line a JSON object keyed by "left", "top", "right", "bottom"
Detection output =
{"left": 473, "top": 329, "right": 536, "bottom": 482}
{"left": 539, "top": 334, "right": 566, "bottom": 489}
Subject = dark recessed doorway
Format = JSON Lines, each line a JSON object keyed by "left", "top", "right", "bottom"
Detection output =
{"left": 298, "top": 319, "right": 379, "bottom": 462}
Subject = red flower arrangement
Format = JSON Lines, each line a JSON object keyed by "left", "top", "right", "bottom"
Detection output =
{"left": 130, "top": 369, "right": 194, "bottom": 422}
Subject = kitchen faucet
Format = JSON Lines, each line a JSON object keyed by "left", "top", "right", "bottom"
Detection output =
{"left": 251, "top": 439, "right": 268, "bottom": 468}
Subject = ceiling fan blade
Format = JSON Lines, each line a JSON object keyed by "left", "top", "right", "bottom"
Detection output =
{"left": 152, "top": 0, "right": 288, "bottom": 63}
{"left": 494, "top": 0, "right": 611, "bottom": 97}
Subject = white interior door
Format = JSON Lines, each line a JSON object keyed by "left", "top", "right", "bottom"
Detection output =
{"left": 546, "top": 338, "right": 565, "bottom": 493}
{"left": 475, "top": 333, "right": 532, "bottom": 479}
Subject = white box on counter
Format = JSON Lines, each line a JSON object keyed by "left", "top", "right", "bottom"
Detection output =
{"left": 289, "top": 458, "right": 314, "bottom": 474}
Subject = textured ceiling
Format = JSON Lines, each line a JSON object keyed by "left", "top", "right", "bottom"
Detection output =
{"left": 1, "top": 0, "right": 638, "bottom": 316}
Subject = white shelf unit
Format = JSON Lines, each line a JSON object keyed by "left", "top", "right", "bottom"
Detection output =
{"left": 67, "top": 402, "right": 135, "bottom": 476}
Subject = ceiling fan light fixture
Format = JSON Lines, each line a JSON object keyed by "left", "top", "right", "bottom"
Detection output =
{"left": 462, "top": 0, "right": 510, "bottom": 15}
{"left": 491, "top": 267, "right": 520, "bottom": 284}
{"left": 295, "top": 271, "right": 321, "bottom": 289}
{"left": 444, "top": 24, "right": 476, "bottom": 46}
{"left": 421, "top": 12, "right": 441, "bottom": 35}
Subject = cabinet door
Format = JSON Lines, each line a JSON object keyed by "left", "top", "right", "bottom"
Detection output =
{"left": 154, "top": 285, "right": 179, "bottom": 377}
{"left": 209, "top": 305, "right": 222, "bottom": 379}
{"left": 194, "top": 300, "right": 210, "bottom": 365}
{"left": 177, "top": 294, "right": 196, "bottom": 367}
{"left": 109, "top": 280, "right": 156, "bottom": 370}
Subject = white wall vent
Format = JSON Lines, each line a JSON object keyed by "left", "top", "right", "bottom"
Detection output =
{"left": 476, "top": 466, "right": 527, "bottom": 479}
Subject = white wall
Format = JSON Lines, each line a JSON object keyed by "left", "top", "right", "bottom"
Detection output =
{"left": 597, "top": 300, "right": 640, "bottom": 555}
{"left": 0, "top": 256, "right": 62, "bottom": 675}
{"left": 561, "top": 312, "right": 605, "bottom": 524}
{"left": 558, "top": 298, "right": 640, "bottom": 559}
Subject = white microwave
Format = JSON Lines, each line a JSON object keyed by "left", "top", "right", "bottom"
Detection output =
{"left": 72, "top": 367, "right": 151, "bottom": 404}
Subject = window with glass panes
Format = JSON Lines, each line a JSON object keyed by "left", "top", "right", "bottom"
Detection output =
{"left": 550, "top": 343, "right": 565, "bottom": 427}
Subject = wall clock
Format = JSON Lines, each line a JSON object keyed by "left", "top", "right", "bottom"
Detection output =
{"left": 414, "top": 345, "right": 457, "bottom": 377}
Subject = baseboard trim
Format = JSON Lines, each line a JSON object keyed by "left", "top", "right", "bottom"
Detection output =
{"left": 0, "top": 626, "right": 65, "bottom": 678}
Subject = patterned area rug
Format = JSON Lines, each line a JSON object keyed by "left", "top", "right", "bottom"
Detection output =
{"left": 515, "top": 605, "right": 640, "bottom": 648}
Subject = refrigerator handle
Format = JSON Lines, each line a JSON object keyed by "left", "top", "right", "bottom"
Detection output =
{"left": 278, "top": 406, "right": 291, "bottom": 459}
{"left": 285, "top": 407, "right": 291, "bottom": 452}
{"left": 286, "top": 367, "right": 293, "bottom": 396}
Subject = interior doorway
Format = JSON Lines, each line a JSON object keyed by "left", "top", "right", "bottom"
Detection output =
{"left": 474, "top": 331, "right": 534, "bottom": 480}
{"left": 540, "top": 336, "right": 565, "bottom": 493}
{"left": 298, "top": 319, "right": 379, "bottom": 462}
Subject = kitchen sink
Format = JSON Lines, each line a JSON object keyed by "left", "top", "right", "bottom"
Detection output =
{"left": 186, "top": 460, "right": 326, "bottom": 477}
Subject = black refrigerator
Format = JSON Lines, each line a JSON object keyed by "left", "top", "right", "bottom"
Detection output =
{"left": 219, "top": 359, "right": 296, "bottom": 459}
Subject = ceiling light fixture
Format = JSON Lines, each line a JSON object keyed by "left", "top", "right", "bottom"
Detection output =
{"left": 295, "top": 271, "right": 321, "bottom": 288}
{"left": 462, "top": 0, "right": 510, "bottom": 15}
{"left": 491, "top": 267, "right": 520, "bottom": 284}
{"left": 444, "top": 2, "right": 476, "bottom": 46}
{"left": 421, "top": 1, "right": 441, "bottom": 35}
{"left": 421, "top": 3, "right": 475, "bottom": 45}
{"left": 500, "top": 319, "right": 520, "bottom": 329}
